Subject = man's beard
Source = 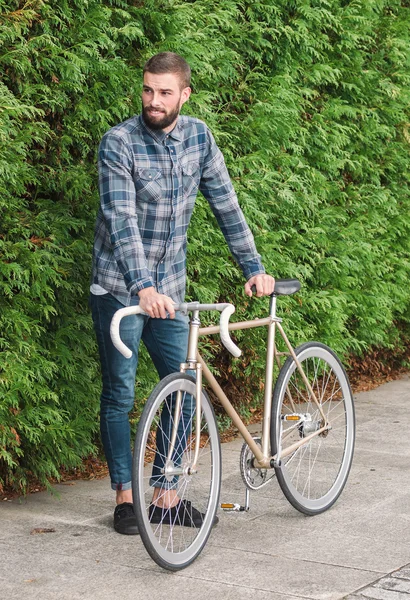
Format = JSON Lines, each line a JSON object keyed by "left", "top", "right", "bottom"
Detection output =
{"left": 142, "top": 104, "right": 180, "bottom": 131}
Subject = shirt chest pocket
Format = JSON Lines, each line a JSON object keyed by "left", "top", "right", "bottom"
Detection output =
{"left": 181, "top": 161, "right": 201, "bottom": 198}
{"left": 134, "top": 168, "right": 163, "bottom": 204}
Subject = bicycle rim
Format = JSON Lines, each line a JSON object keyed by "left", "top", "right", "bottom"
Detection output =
{"left": 271, "top": 342, "right": 355, "bottom": 515}
{"left": 133, "top": 373, "right": 221, "bottom": 570}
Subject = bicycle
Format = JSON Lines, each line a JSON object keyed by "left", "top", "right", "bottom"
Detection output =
{"left": 110, "top": 278, "right": 355, "bottom": 571}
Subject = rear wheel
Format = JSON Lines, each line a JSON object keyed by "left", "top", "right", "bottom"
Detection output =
{"left": 271, "top": 342, "right": 355, "bottom": 515}
{"left": 133, "top": 373, "right": 221, "bottom": 570}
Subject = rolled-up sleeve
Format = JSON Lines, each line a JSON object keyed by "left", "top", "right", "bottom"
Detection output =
{"left": 199, "top": 130, "right": 265, "bottom": 280}
{"left": 98, "top": 133, "right": 154, "bottom": 294}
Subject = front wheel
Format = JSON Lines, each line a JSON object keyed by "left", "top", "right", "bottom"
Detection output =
{"left": 133, "top": 373, "right": 221, "bottom": 570}
{"left": 271, "top": 342, "right": 355, "bottom": 515}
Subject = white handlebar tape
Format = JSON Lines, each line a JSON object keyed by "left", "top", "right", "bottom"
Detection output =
{"left": 110, "top": 302, "right": 242, "bottom": 359}
{"left": 219, "top": 305, "right": 242, "bottom": 358}
{"left": 109, "top": 305, "right": 145, "bottom": 358}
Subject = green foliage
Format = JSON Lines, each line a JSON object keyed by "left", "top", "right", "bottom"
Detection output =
{"left": 0, "top": 0, "right": 152, "bottom": 491}
{"left": 183, "top": 0, "right": 410, "bottom": 381}
{"left": 1, "top": 0, "right": 409, "bottom": 491}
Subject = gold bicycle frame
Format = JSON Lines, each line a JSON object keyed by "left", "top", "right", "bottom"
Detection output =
{"left": 165, "top": 296, "right": 329, "bottom": 473}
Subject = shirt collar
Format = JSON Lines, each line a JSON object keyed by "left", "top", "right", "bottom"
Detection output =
{"left": 139, "top": 114, "right": 183, "bottom": 142}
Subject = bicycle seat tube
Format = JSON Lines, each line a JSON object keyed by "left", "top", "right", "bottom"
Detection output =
{"left": 260, "top": 294, "right": 279, "bottom": 460}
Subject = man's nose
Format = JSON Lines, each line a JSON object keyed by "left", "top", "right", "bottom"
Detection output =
{"left": 151, "top": 92, "right": 162, "bottom": 106}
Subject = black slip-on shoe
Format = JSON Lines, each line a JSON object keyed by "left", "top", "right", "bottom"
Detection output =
{"left": 114, "top": 502, "right": 139, "bottom": 535}
{"left": 148, "top": 499, "right": 219, "bottom": 528}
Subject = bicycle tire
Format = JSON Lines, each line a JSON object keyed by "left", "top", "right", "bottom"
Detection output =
{"left": 271, "top": 342, "right": 355, "bottom": 515}
{"left": 133, "top": 373, "right": 221, "bottom": 570}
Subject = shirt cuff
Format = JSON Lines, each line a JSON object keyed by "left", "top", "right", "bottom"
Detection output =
{"left": 128, "top": 277, "right": 155, "bottom": 296}
{"left": 241, "top": 258, "right": 266, "bottom": 281}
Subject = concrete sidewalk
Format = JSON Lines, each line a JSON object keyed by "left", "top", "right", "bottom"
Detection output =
{"left": 1, "top": 375, "right": 410, "bottom": 600}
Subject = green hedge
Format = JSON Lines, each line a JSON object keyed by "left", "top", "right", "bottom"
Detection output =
{"left": 1, "top": 0, "right": 409, "bottom": 492}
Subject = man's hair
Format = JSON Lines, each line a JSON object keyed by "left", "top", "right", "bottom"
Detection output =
{"left": 143, "top": 52, "right": 191, "bottom": 89}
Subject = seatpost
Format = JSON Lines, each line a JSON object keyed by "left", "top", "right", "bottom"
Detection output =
{"left": 269, "top": 293, "right": 277, "bottom": 319}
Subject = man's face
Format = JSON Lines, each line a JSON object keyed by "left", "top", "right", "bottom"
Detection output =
{"left": 142, "top": 72, "right": 191, "bottom": 133}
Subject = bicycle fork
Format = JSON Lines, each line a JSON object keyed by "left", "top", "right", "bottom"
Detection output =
{"left": 163, "top": 310, "right": 203, "bottom": 478}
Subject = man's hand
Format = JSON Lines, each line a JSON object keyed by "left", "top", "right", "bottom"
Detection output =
{"left": 138, "top": 287, "right": 176, "bottom": 318}
{"left": 244, "top": 274, "right": 275, "bottom": 298}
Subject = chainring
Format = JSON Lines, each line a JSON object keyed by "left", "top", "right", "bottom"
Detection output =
{"left": 240, "top": 436, "right": 276, "bottom": 491}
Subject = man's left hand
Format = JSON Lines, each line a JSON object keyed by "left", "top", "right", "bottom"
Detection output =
{"left": 245, "top": 274, "right": 275, "bottom": 298}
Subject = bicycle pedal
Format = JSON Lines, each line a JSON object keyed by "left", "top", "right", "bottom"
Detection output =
{"left": 220, "top": 503, "right": 248, "bottom": 512}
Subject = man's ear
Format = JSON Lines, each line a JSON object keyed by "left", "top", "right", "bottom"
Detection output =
{"left": 180, "top": 87, "right": 191, "bottom": 106}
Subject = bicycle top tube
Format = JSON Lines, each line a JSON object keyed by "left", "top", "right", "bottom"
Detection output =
{"left": 110, "top": 301, "right": 241, "bottom": 360}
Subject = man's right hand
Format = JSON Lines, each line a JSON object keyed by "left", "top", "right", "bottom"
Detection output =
{"left": 138, "top": 287, "right": 176, "bottom": 319}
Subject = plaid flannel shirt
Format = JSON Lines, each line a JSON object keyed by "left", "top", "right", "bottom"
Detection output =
{"left": 92, "top": 114, "right": 265, "bottom": 306}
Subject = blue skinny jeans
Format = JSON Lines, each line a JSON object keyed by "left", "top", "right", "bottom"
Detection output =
{"left": 90, "top": 292, "right": 190, "bottom": 492}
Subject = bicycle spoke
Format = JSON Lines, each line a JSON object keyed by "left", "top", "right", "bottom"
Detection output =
{"left": 272, "top": 343, "right": 355, "bottom": 514}
{"left": 134, "top": 374, "right": 221, "bottom": 570}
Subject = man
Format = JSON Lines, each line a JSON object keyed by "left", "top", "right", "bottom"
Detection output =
{"left": 90, "top": 52, "right": 275, "bottom": 535}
